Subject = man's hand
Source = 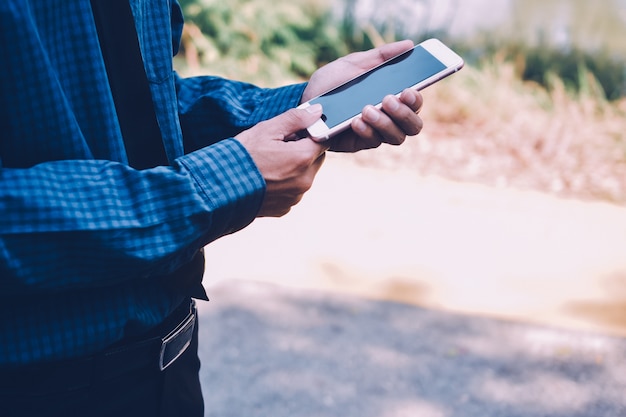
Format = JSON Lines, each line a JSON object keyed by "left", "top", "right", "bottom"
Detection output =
{"left": 235, "top": 105, "right": 329, "bottom": 217}
{"left": 302, "top": 40, "right": 424, "bottom": 152}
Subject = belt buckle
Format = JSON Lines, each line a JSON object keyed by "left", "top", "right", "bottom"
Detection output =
{"left": 159, "top": 301, "right": 196, "bottom": 371}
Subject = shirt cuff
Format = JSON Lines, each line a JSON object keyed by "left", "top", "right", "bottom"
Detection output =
{"left": 175, "top": 138, "right": 265, "bottom": 237}
{"left": 249, "top": 82, "right": 308, "bottom": 124}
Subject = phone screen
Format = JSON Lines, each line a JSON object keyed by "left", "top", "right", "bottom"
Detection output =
{"left": 309, "top": 46, "right": 447, "bottom": 129}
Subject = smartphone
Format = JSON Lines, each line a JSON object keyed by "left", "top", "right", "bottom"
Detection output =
{"left": 298, "top": 38, "right": 464, "bottom": 141}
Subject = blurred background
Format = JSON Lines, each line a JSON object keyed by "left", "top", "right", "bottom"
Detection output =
{"left": 174, "top": 0, "right": 626, "bottom": 337}
{"left": 175, "top": 0, "right": 626, "bottom": 202}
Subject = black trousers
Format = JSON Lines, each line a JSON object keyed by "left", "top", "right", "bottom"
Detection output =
{"left": 1, "top": 304, "right": 204, "bottom": 417}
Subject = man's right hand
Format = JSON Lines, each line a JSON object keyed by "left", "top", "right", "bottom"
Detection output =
{"left": 235, "top": 105, "right": 329, "bottom": 217}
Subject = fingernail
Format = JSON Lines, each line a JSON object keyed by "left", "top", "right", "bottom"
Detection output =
{"left": 387, "top": 96, "right": 400, "bottom": 111}
{"left": 364, "top": 106, "right": 379, "bottom": 122}
{"left": 353, "top": 118, "right": 367, "bottom": 133}
{"left": 403, "top": 90, "right": 416, "bottom": 105}
{"left": 306, "top": 103, "right": 323, "bottom": 114}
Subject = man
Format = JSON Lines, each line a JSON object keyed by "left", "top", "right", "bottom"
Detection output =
{"left": 0, "top": 0, "right": 423, "bottom": 415}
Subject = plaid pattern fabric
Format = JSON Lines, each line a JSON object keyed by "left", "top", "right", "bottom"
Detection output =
{"left": 0, "top": 0, "right": 306, "bottom": 366}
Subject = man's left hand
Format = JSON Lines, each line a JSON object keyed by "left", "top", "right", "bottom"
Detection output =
{"left": 301, "top": 40, "right": 424, "bottom": 153}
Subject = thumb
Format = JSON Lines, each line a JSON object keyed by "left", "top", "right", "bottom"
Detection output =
{"left": 376, "top": 39, "right": 414, "bottom": 61}
{"left": 271, "top": 104, "right": 324, "bottom": 139}
{"left": 350, "top": 39, "right": 415, "bottom": 69}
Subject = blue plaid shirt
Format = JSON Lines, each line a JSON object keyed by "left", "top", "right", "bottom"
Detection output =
{"left": 0, "top": 0, "right": 306, "bottom": 367}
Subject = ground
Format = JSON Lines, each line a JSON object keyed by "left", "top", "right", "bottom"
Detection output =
{"left": 203, "top": 153, "right": 626, "bottom": 337}
{"left": 199, "top": 153, "right": 626, "bottom": 416}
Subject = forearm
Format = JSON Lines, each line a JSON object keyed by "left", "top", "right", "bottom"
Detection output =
{"left": 0, "top": 139, "right": 264, "bottom": 295}
{"left": 175, "top": 73, "right": 307, "bottom": 151}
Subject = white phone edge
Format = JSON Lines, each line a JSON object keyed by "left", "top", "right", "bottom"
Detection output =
{"left": 299, "top": 38, "right": 465, "bottom": 142}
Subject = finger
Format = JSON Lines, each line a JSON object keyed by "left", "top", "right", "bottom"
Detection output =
{"left": 311, "top": 150, "right": 326, "bottom": 173}
{"left": 399, "top": 89, "right": 423, "bottom": 113}
{"left": 350, "top": 116, "right": 384, "bottom": 149}
{"left": 345, "top": 39, "right": 415, "bottom": 70}
{"left": 295, "top": 151, "right": 326, "bottom": 192}
{"left": 381, "top": 95, "right": 424, "bottom": 137}
{"left": 376, "top": 39, "right": 415, "bottom": 61}
{"left": 361, "top": 105, "right": 406, "bottom": 145}
{"left": 267, "top": 105, "right": 324, "bottom": 140}
{"left": 288, "top": 136, "right": 330, "bottom": 161}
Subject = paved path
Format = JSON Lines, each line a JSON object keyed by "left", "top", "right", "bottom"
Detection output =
{"left": 198, "top": 280, "right": 626, "bottom": 417}
{"left": 198, "top": 155, "right": 626, "bottom": 416}
{"left": 203, "top": 155, "right": 626, "bottom": 337}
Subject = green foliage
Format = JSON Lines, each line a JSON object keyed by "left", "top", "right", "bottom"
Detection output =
{"left": 176, "top": 0, "right": 626, "bottom": 100}
{"left": 177, "top": 0, "right": 348, "bottom": 83}
{"left": 459, "top": 0, "right": 626, "bottom": 101}
{"left": 524, "top": 47, "right": 626, "bottom": 101}
{"left": 462, "top": 40, "right": 626, "bottom": 101}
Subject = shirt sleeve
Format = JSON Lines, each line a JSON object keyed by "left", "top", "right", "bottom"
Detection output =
{"left": 175, "top": 74, "right": 308, "bottom": 151}
{"left": 0, "top": 139, "right": 264, "bottom": 295}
